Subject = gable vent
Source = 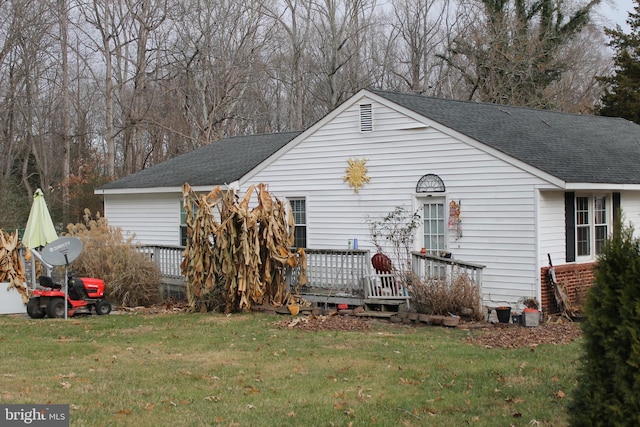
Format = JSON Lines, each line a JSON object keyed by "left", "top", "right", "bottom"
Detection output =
{"left": 360, "top": 104, "right": 373, "bottom": 132}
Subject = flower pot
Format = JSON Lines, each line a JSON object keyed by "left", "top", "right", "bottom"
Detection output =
{"left": 523, "top": 310, "right": 540, "bottom": 327}
{"left": 495, "top": 306, "right": 511, "bottom": 323}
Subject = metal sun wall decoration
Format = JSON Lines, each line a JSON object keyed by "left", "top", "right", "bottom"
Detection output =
{"left": 343, "top": 158, "right": 370, "bottom": 193}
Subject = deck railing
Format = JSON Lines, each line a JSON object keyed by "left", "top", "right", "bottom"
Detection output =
{"left": 411, "top": 252, "right": 484, "bottom": 287}
{"left": 135, "top": 246, "right": 484, "bottom": 303}
{"left": 137, "top": 245, "right": 185, "bottom": 280}
{"left": 288, "top": 249, "right": 371, "bottom": 294}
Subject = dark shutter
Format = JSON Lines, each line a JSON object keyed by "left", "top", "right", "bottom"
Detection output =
{"left": 565, "top": 192, "right": 575, "bottom": 262}
{"left": 613, "top": 192, "right": 621, "bottom": 237}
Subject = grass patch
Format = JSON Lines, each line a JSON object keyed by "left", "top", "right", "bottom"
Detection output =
{"left": 0, "top": 313, "right": 580, "bottom": 426}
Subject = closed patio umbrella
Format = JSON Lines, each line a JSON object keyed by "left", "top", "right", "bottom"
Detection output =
{"left": 22, "top": 188, "right": 58, "bottom": 250}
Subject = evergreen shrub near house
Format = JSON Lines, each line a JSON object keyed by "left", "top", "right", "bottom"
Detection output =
{"left": 64, "top": 209, "right": 161, "bottom": 307}
{"left": 569, "top": 224, "right": 640, "bottom": 426}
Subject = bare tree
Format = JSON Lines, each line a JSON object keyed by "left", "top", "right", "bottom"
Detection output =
{"left": 59, "top": 0, "right": 71, "bottom": 222}
{"left": 168, "top": 0, "right": 274, "bottom": 145}
{"left": 307, "top": 0, "right": 381, "bottom": 112}
{"left": 262, "top": 0, "right": 314, "bottom": 130}
{"left": 79, "top": 0, "right": 118, "bottom": 178}
{"left": 385, "top": 0, "right": 455, "bottom": 94}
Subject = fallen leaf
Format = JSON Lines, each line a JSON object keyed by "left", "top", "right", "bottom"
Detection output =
{"left": 556, "top": 390, "right": 566, "bottom": 399}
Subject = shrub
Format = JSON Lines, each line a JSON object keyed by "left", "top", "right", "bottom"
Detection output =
{"left": 408, "top": 271, "right": 483, "bottom": 320}
{"left": 65, "top": 209, "right": 161, "bottom": 307}
{"left": 568, "top": 223, "right": 640, "bottom": 426}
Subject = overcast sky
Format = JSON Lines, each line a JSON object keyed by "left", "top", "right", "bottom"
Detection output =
{"left": 600, "top": 0, "right": 635, "bottom": 29}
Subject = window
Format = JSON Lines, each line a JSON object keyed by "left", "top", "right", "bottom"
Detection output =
{"left": 566, "top": 192, "right": 619, "bottom": 262}
{"left": 180, "top": 201, "right": 188, "bottom": 247}
{"left": 289, "top": 198, "right": 307, "bottom": 248}
{"left": 423, "top": 200, "right": 446, "bottom": 253}
{"left": 575, "top": 194, "right": 609, "bottom": 258}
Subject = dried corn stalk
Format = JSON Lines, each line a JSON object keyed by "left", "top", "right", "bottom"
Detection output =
{"left": 181, "top": 183, "right": 306, "bottom": 312}
{"left": 0, "top": 230, "right": 28, "bottom": 303}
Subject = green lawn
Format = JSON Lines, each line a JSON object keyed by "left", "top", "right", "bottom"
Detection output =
{"left": 0, "top": 312, "right": 581, "bottom": 426}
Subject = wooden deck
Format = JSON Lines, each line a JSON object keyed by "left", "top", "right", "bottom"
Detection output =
{"left": 139, "top": 246, "right": 485, "bottom": 307}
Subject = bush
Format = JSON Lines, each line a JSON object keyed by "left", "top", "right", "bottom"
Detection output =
{"left": 408, "top": 272, "right": 483, "bottom": 320}
{"left": 65, "top": 210, "right": 161, "bottom": 307}
{"left": 569, "top": 223, "right": 640, "bottom": 426}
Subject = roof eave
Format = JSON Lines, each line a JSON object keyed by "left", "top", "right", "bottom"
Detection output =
{"left": 565, "top": 183, "right": 640, "bottom": 191}
{"left": 95, "top": 184, "right": 231, "bottom": 196}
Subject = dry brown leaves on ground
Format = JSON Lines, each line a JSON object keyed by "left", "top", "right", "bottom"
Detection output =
{"left": 277, "top": 313, "right": 583, "bottom": 348}
{"left": 120, "top": 304, "right": 583, "bottom": 348}
{"left": 462, "top": 321, "right": 583, "bottom": 349}
{"left": 277, "top": 313, "right": 372, "bottom": 332}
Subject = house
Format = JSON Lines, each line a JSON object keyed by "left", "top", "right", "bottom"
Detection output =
{"left": 96, "top": 89, "right": 640, "bottom": 311}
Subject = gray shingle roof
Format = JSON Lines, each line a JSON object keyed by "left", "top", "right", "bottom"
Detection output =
{"left": 371, "top": 89, "right": 640, "bottom": 184}
{"left": 101, "top": 90, "right": 640, "bottom": 191}
{"left": 99, "top": 131, "right": 301, "bottom": 190}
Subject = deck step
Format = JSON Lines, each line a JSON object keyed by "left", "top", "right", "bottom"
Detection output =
{"left": 363, "top": 298, "right": 408, "bottom": 314}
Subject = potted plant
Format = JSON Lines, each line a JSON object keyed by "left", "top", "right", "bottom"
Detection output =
{"left": 520, "top": 297, "right": 540, "bottom": 327}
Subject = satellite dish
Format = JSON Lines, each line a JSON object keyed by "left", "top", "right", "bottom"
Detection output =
{"left": 41, "top": 237, "right": 83, "bottom": 266}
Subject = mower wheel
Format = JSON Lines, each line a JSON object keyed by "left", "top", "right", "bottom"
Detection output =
{"left": 46, "top": 297, "right": 67, "bottom": 318}
{"left": 95, "top": 300, "right": 112, "bottom": 315}
{"left": 27, "top": 298, "right": 46, "bottom": 318}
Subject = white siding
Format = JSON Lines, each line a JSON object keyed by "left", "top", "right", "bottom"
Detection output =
{"left": 104, "top": 193, "right": 181, "bottom": 245}
{"left": 538, "top": 191, "right": 566, "bottom": 268}
{"left": 538, "top": 190, "right": 640, "bottom": 270}
{"left": 246, "top": 98, "right": 549, "bottom": 305}
{"left": 621, "top": 190, "right": 640, "bottom": 238}
{"left": 103, "top": 95, "right": 640, "bottom": 307}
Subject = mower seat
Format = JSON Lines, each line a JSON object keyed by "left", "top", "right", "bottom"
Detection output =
{"left": 39, "top": 276, "right": 61, "bottom": 290}
{"left": 68, "top": 278, "right": 88, "bottom": 300}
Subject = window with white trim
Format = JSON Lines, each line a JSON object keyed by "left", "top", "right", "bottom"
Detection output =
{"left": 575, "top": 194, "right": 610, "bottom": 258}
{"left": 289, "top": 198, "right": 307, "bottom": 248}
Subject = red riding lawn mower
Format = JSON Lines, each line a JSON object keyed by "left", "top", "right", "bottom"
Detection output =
{"left": 27, "top": 274, "right": 112, "bottom": 318}
{"left": 26, "top": 236, "right": 112, "bottom": 319}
